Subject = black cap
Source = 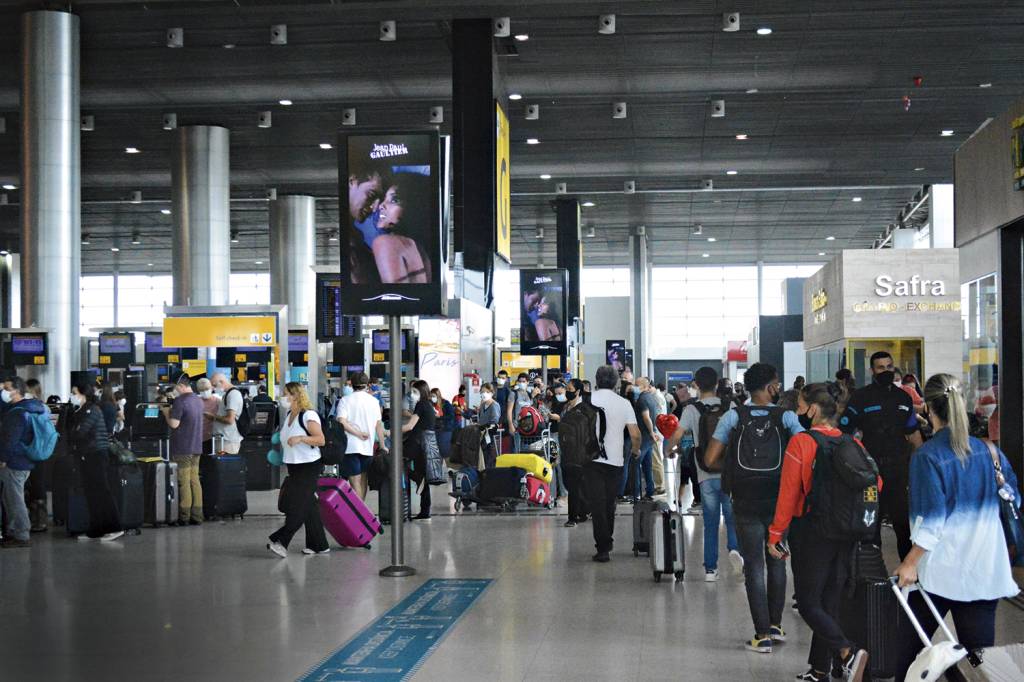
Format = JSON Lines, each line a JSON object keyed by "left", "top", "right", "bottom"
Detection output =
{"left": 174, "top": 372, "right": 191, "bottom": 386}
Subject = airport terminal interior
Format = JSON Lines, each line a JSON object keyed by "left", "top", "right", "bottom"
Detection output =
{"left": 1, "top": 2, "right": 1024, "bottom": 681}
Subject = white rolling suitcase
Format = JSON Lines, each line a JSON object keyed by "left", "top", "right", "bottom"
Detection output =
{"left": 649, "top": 447, "right": 686, "bottom": 582}
{"left": 891, "top": 578, "right": 968, "bottom": 682}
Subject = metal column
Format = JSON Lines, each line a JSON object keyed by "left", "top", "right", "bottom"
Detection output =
{"left": 629, "top": 232, "right": 649, "bottom": 375}
{"left": 380, "top": 315, "right": 415, "bottom": 578}
{"left": 172, "top": 125, "right": 231, "bottom": 306}
{"left": 270, "top": 195, "right": 315, "bottom": 327}
{"left": 20, "top": 11, "right": 80, "bottom": 398}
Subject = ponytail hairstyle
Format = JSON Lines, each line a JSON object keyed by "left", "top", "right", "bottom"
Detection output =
{"left": 800, "top": 381, "right": 847, "bottom": 424}
{"left": 924, "top": 373, "right": 971, "bottom": 463}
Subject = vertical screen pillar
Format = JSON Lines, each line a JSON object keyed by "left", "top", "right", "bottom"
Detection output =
{"left": 999, "top": 224, "right": 1023, "bottom": 476}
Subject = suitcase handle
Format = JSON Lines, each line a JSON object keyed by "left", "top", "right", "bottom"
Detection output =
{"left": 888, "top": 576, "right": 960, "bottom": 648}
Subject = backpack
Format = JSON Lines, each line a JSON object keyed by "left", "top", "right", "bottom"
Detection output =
{"left": 722, "top": 405, "right": 787, "bottom": 510}
{"left": 449, "top": 424, "right": 482, "bottom": 467}
{"left": 517, "top": 406, "right": 543, "bottom": 436}
{"left": 805, "top": 431, "right": 881, "bottom": 541}
{"left": 17, "top": 407, "right": 59, "bottom": 462}
{"left": 294, "top": 410, "right": 346, "bottom": 466}
{"left": 694, "top": 401, "right": 728, "bottom": 473}
{"left": 558, "top": 402, "right": 608, "bottom": 468}
{"left": 226, "top": 387, "right": 256, "bottom": 438}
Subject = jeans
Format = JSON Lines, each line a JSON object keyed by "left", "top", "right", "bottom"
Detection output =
{"left": 173, "top": 454, "right": 204, "bottom": 523}
{"left": 895, "top": 593, "right": 998, "bottom": 681}
{"left": 735, "top": 510, "right": 788, "bottom": 636}
{"left": 0, "top": 467, "right": 31, "bottom": 541}
{"left": 618, "top": 446, "right": 655, "bottom": 498}
{"left": 789, "top": 517, "right": 854, "bottom": 672}
{"left": 271, "top": 461, "right": 328, "bottom": 551}
{"left": 699, "top": 478, "right": 738, "bottom": 571}
{"left": 584, "top": 462, "right": 622, "bottom": 553}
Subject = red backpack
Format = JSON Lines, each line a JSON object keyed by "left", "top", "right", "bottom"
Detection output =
{"left": 517, "top": 406, "right": 543, "bottom": 436}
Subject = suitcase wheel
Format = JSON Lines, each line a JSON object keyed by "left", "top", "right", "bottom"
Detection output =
{"left": 454, "top": 499, "right": 462, "bottom": 512}
{"left": 674, "top": 571, "right": 684, "bottom": 582}
{"left": 653, "top": 572, "right": 662, "bottom": 583}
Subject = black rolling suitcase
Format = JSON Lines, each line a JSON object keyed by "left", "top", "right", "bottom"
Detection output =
{"left": 108, "top": 463, "right": 144, "bottom": 533}
{"left": 839, "top": 542, "right": 903, "bottom": 680}
{"left": 209, "top": 455, "right": 248, "bottom": 519}
{"left": 52, "top": 455, "right": 91, "bottom": 535}
{"left": 477, "top": 467, "right": 528, "bottom": 504}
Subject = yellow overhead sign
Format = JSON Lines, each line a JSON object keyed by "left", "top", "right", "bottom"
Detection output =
{"left": 163, "top": 316, "right": 277, "bottom": 348}
{"left": 496, "top": 102, "right": 512, "bottom": 263}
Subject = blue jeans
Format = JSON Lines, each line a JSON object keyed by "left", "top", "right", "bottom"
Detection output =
{"left": 735, "top": 511, "right": 788, "bottom": 636}
{"left": 699, "top": 478, "right": 739, "bottom": 571}
{"left": 619, "top": 442, "right": 656, "bottom": 498}
{"left": 0, "top": 467, "right": 31, "bottom": 542}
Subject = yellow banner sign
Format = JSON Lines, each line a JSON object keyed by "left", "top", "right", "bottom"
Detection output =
{"left": 496, "top": 102, "right": 512, "bottom": 263}
{"left": 164, "top": 316, "right": 277, "bottom": 348}
{"left": 499, "top": 351, "right": 560, "bottom": 371}
{"left": 182, "top": 358, "right": 207, "bottom": 376}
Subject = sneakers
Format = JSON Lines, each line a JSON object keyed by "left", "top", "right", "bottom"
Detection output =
{"left": 100, "top": 531, "right": 125, "bottom": 542}
{"left": 686, "top": 502, "right": 702, "bottom": 515}
{"left": 592, "top": 551, "right": 610, "bottom": 563}
{"left": 1, "top": 538, "right": 31, "bottom": 549}
{"left": 729, "top": 549, "right": 745, "bottom": 573}
{"left": 564, "top": 520, "right": 577, "bottom": 528}
{"left": 839, "top": 649, "right": 868, "bottom": 682}
{"left": 266, "top": 541, "right": 288, "bottom": 558}
{"left": 769, "top": 625, "right": 786, "bottom": 642}
{"left": 301, "top": 547, "right": 331, "bottom": 555}
{"left": 745, "top": 636, "right": 773, "bottom": 654}
{"left": 795, "top": 670, "right": 828, "bottom": 682}
{"left": 77, "top": 535, "right": 97, "bottom": 542}
{"left": 704, "top": 568, "right": 719, "bottom": 582}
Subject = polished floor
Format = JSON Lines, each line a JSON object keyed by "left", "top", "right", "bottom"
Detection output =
{"left": 2, "top": 488, "right": 1022, "bottom": 682}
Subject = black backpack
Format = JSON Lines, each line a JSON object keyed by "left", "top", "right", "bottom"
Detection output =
{"left": 559, "top": 402, "right": 607, "bottom": 468}
{"left": 723, "top": 405, "right": 787, "bottom": 509}
{"left": 694, "top": 401, "right": 728, "bottom": 473}
{"left": 805, "top": 432, "right": 880, "bottom": 541}
{"left": 296, "top": 410, "right": 348, "bottom": 466}
{"left": 226, "top": 387, "right": 256, "bottom": 438}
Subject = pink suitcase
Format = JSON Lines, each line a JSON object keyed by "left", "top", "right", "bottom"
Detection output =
{"left": 525, "top": 475, "right": 551, "bottom": 508}
{"left": 316, "top": 478, "right": 383, "bottom": 549}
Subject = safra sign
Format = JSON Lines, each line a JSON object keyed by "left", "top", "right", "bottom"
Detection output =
{"left": 874, "top": 275, "right": 946, "bottom": 297}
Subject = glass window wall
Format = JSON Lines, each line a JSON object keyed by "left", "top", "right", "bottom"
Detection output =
{"left": 962, "top": 274, "right": 999, "bottom": 440}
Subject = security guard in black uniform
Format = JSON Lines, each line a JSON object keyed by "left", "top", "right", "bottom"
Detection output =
{"left": 838, "top": 351, "right": 923, "bottom": 560}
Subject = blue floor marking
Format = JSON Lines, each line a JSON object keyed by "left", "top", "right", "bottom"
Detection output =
{"left": 297, "top": 578, "right": 492, "bottom": 682}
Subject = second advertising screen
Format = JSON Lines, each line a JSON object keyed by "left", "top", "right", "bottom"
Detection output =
{"left": 519, "top": 269, "right": 567, "bottom": 356}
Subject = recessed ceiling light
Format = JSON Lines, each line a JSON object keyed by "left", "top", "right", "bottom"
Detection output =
{"left": 707, "top": 237, "right": 716, "bottom": 242}
{"left": 979, "top": 82, "right": 993, "bottom": 88}
{"left": 914, "top": 167, "right": 925, "bottom": 172}
{"left": 1, "top": 184, "right": 15, "bottom": 190}
{"left": 125, "top": 147, "right": 140, "bottom": 154}
{"left": 223, "top": 43, "right": 236, "bottom": 49}
{"left": 514, "top": 34, "right": 529, "bottom": 42}
{"left": 701, "top": 253, "right": 710, "bottom": 258}
{"left": 735, "top": 134, "right": 748, "bottom": 140}
{"left": 825, "top": 236, "right": 836, "bottom": 241}
{"left": 852, "top": 197, "right": 862, "bottom": 202}
{"left": 319, "top": 143, "right": 333, "bottom": 150}
{"left": 131, "top": 233, "right": 141, "bottom": 245}
{"left": 539, "top": 174, "right": 551, "bottom": 180}
{"left": 147, "top": 263, "right": 154, "bottom": 267}
{"left": 526, "top": 138, "right": 540, "bottom": 145}
{"left": 756, "top": 27, "right": 773, "bottom": 36}
{"left": 278, "top": 99, "right": 293, "bottom": 106}
{"left": 328, "top": 234, "right": 338, "bottom": 242}
{"left": 509, "top": 93, "right": 523, "bottom": 101}
{"left": 726, "top": 170, "right": 738, "bottom": 175}
{"left": 254, "top": 260, "right": 263, "bottom": 265}
{"left": 160, "top": 208, "right": 171, "bottom": 215}
{"left": 818, "top": 252, "right": 826, "bottom": 256}
{"left": 110, "top": 247, "right": 120, "bottom": 252}
{"left": 941, "top": 129, "right": 955, "bottom": 136}
{"left": 745, "top": 88, "right": 759, "bottom": 94}
{"left": 582, "top": 201, "right": 595, "bottom": 207}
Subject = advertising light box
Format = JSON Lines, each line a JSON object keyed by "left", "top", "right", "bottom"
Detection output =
{"left": 519, "top": 269, "right": 567, "bottom": 356}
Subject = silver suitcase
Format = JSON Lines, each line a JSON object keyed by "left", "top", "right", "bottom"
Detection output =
{"left": 650, "top": 445, "right": 686, "bottom": 582}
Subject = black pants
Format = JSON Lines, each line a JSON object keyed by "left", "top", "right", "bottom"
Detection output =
{"left": 790, "top": 517, "right": 855, "bottom": 672}
{"left": 419, "top": 483, "right": 431, "bottom": 516}
{"left": 875, "top": 461, "right": 911, "bottom": 559}
{"left": 895, "top": 593, "right": 998, "bottom": 681}
{"left": 687, "top": 449, "right": 701, "bottom": 504}
{"left": 270, "top": 461, "right": 328, "bottom": 551}
{"left": 563, "top": 465, "right": 589, "bottom": 522}
{"left": 583, "top": 462, "right": 622, "bottom": 553}
{"left": 80, "top": 451, "right": 122, "bottom": 538}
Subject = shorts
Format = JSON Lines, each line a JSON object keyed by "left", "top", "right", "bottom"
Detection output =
{"left": 342, "top": 453, "right": 373, "bottom": 477}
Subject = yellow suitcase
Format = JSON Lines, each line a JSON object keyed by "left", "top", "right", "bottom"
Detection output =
{"left": 495, "top": 454, "right": 552, "bottom": 484}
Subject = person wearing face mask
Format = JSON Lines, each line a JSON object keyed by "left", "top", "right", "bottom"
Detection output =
{"left": 452, "top": 384, "right": 468, "bottom": 428}
{"left": 400, "top": 379, "right": 436, "bottom": 520}
{"left": 506, "top": 372, "right": 532, "bottom": 455}
{"left": 767, "top": 382, "right": 872, "bottom": 682}
{"left": 208, "top": 373, "right": 244, "bottom": 456}
{"left": 476, "top": 383, "right": 501, "bottom": 469}
{"left": 69, "top": 376, "right": 124, "bottom": 542}
{"left": 195, "top": 378, "right": 220, "bottom": 456}
{"left": 493, "top": 370, "right": 511, "bottom": 427}
{"left": 838, "top": 351, "right": 923, "bottom": 560}
{"left": 544, "top": 383, "right": 569, "bottom": 503}
{"left": 161, "top": 373, "right": 206, "bottom": 526}
{"left": 430, "top": 389, "right": 456, "bottom": 462}
{"left": 337, "top": 373, "right": 386, "bottom": 501}
{"left": 558, "top": 379, "right": 590, "bottom": 526}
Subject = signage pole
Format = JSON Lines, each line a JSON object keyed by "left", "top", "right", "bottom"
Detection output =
{"left": 541, "top": 354, "right": 548, "bottom": 385}
{"left": 380, "top": 314, "right": 415, "bottom": 578}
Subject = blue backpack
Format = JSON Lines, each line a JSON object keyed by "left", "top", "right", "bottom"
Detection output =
{"left": 18, "top": 408, "right": 59, "bottom": 462}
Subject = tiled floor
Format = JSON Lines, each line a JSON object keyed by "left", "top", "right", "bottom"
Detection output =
{"left": 1, "top": 489, "right": 1021, "bottom": 681}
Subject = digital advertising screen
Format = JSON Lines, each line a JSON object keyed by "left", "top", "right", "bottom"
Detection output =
{"left": 605, "top": 340, "right": 625, "bottom": 373}
{"left": 519, "top": 269, "right": 568, "bottom": 356}
{"left": 315, "top": 273, "right": 363, "bottom": 341}
{"left": 338, "top": 130, "right": 444, "bottom": 315}
{"left": 145, "top": 333, "right": 171, "bottom": 353}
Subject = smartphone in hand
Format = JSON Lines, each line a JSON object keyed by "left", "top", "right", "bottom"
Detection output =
{"left": 774, "top": 541, "right": 790, "bottom": 559}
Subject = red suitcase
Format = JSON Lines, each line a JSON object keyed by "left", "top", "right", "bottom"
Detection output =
{"left": 316, "top": 477, "right": 383, "bottom": 549}
{"left": 525, "top": 475, "right": 551, "bottom": 508}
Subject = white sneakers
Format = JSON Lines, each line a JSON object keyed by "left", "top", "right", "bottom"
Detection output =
{"left": 301, "top": 548, "right": 331, "bottom": 556}
{"left": 266, "top": 541, "right": 288, "bottom": 558}
{"left": 101, "top": 531, "right": 125, "bottom": 542}
{"left": 705, "top": 569, "right": 719, "bottom": 582}
{"left": 729, "top": 549, "right": 745, "bottom": 573}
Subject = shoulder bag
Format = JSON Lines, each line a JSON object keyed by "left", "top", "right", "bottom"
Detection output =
{"left": 985, "top": 440, "right": 1024, "bottom": 567}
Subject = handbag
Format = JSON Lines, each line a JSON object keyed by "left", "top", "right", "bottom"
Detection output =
{"left": 421, "top": 429, "right": 446, "bottom": 485}
{"left": 985, "top": 441, "right": 1024, "bottom": 567}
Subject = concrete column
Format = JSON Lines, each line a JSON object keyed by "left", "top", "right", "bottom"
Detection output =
{"left": 629, "top": 231, "right": 649, "bottom": 375}
{"left": 0, "top": 254, "right": 21, "bottom": 328}
{"left": 269, "top": 195, "right": 315, "bottom": 327}
{"left": 21, "top": 11, "right": 80, "bottom": 398}
{"left": 171, "top": 125, "right": 230, "bottom": 306}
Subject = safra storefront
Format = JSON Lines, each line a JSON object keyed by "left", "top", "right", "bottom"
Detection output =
{"left": 803, "top": 249, "right": 961, "bottom": 386}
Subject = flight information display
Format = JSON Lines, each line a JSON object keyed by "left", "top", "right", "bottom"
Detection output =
{"left": 316, "top": 274, "right": 362, "bottom": 341}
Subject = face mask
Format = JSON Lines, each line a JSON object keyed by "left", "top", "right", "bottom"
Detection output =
{"left": 555, "top": 394, "right": 567, "bottom": 403}
{"left": 118, "top": 399, "right": 127, "bottom": 408}
{"left": 518, "top": 381, "right": 527, "bottom": 390}
{"left": 631, "top": 386, "right": 641, "bottom": 397}
{"left": 279, "top": 397, "right": 292, "bottom": 410}
{"left": 214, "top": 388, "right": 225, "bottom": 397}
{"left": 497, "top": 378, "right": 507, "bottom": 386}
{"left": 170, "top": 390, "right": 180, "bottom": 399}
{"left": 874, "top": 370, "right": 895, "bottom": 387}
{"left": 70, "top": 394, "right": 84, "bottom": 407}
{"left": 430, "top": 396, "right": 438, "bottom": 404}
{"left": 0, "top": 389, "right": 10, "bottom": 403}
{"left": 200, "top": 390, "right": 212, "bottom": 398}
{"left": 566, "top": 391, "right": 578, "bottom": 401}
{"left": 342, "top": 386, "right": 354, "bottom": 397}
{"left": 797, "top": 410, "right": 814, "bottom": 430}
{"left": 480, "top": 392, "right": 493, "bottom": 401}
{"left": 459, "top": 390, "right": 466, "bottom": 396}
{"left": 410, "top": 390, "right": 421, "bottom": 402}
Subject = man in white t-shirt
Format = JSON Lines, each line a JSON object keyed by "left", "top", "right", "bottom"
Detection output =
{"left": 586, "top": 365, "right": 642, "bottom": 563}
{"left": 338, "top": 372, "right": 387, "bottom": 500}
{"left": 209, "top": 373, "right": 244, "bottom": 454}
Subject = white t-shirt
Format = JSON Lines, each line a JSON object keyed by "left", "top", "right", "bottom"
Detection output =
{"left": 340, "top": 390, "right": 382, "bottom": 457}
{"left": 589, "top": 389, "right": 637, "bottom": 468}
{"left": 213, "top": 387, "right": 244, "bottom": 443}
{"left": 280, "top": 410, "right": 322, "bottom": 464}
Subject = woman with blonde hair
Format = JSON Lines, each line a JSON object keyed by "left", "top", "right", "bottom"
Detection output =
{"left": 267, "top": 382, "right": 329, "bottom": 558}
{"left": 894, "top": 373, "right": 1021, "bottom": 679}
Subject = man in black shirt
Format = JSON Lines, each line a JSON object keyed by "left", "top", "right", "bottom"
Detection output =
{"left": 838, "top": 351, "right": 923, "bottom": 559}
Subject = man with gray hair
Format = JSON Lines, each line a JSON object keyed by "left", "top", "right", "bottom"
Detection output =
{"left": 208, "top": 373, "right": 244, "bottom": 455}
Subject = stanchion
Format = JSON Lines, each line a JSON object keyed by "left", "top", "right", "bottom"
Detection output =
{"left": 380, "top": 314, "right": 416, "bottom": 578}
